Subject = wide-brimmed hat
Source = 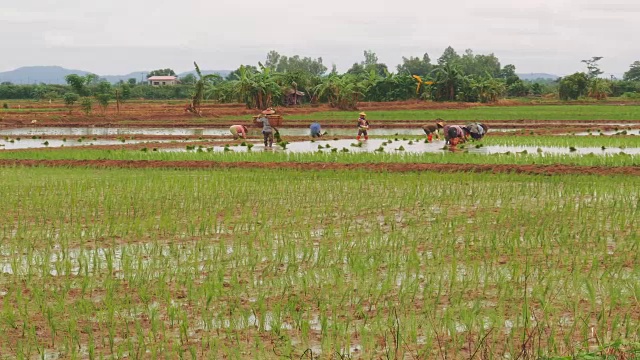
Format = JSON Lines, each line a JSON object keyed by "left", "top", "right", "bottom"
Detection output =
{"left": 359, "top": 112, "right": 366, "bottom": 116}
{"left": 436, "top": 121, "right": 444, "bottom": 128}
{"left": 242, "top": 125, "right": 248, "bottom": 132}
{"left": 262, "top": 108, "right": 276, "bottom": 115}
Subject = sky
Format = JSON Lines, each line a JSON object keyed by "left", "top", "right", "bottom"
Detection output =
{"left": 1, "top": 0, "right": 639, "bottom": 76}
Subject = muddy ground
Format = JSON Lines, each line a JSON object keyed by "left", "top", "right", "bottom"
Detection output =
{"left": 3, "top": 100, "right": 640, "bottom": 128}
{"left": 1, "top": 159, "right": 638, "bottom": 176}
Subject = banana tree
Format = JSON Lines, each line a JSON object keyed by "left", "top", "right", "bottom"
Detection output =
{"left": 188, "top": 62, "right": 221, "bottom": 116}
{"left": 431, "top": 63, "right": 463, "bottom": 101}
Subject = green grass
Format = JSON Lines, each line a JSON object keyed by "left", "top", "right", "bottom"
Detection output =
{"left": 0, "top": 167, "right": 638, "bottom": 358}
{"left": 218, "top": 104, "right": 640, "bottom": 121}
{"left": 480, "top": 135, "right": 640, "bottom": 148}
{"left": 1, "top": 147, "right": 639, "bottom": 167}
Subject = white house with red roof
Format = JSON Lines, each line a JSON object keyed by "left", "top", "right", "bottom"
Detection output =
{"left": 148, "top": 76, "right": 178, "bottom": 86}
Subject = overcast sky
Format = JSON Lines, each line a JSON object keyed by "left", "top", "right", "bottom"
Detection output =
{"left": 1, "top": 0, "right": 638, "bottom": 76}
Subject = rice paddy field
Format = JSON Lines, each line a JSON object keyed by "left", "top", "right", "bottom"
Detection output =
{"left": 1, "top": 104, "right": 640, "bottom": 359}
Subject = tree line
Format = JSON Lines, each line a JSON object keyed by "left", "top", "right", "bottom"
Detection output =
{"left": 1, "top": 48, "right": 640, "bottom": 110}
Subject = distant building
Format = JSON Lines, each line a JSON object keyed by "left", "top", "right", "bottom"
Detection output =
{"left": 148, "top": 76, "right": 178, "bottom": 86}
{"left": 285, "top": 89, "right": 305, "bottom": 106}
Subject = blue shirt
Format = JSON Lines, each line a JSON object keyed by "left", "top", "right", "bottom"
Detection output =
{"left": 310, "top": 123, "right": 321, "bottom": 135}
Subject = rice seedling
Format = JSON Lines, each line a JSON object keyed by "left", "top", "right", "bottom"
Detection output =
{"left": 0, "top": 165, "right": 637, "bottom": 358}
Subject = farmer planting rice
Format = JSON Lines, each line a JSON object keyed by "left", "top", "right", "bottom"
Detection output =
{"left": 229, "top": 125, "right": 248, "bottom": 140}
{"left": 356, "top": 112, "right": 370, "bottom": 141}
{"left": 310, "top": 122, "right": 323, "bottom": 138}
{"left": 444, "top": 124, "right": 468, "bottom": 146}
{"left": 256, "top": 110, "right": 276, "bottom": 149}
{"left": 466, "top": 122, "right": 488, "bottom": 140}
{"left": 422, "top": 120, "right": 445, "bottom": 142}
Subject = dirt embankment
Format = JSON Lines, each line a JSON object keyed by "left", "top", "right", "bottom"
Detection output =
{"left": 3, "top": 100, "right": 640, "bottom": 128}
{"left": 1, "top": 159, "right": 639, "bottom": 176}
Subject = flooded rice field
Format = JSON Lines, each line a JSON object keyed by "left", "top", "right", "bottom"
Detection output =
{"left": 0, "top": 138, "right": 175, "bottom": 150}
{"left": 166, "top": 138, "right": 640, "bottom": 155}
{"left": 0, "top": 126, "right": 519, "bottom": 137}
{"left": 572, "top": 129, "right": 640, "bottom": 136}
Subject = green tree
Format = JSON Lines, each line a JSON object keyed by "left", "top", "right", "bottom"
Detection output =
{"left": 507, "top": 80, "right": 529, "bottom": 97}
{"left": 63, "top": 93, "right": 79, "bottom": 114}
{"left": 127, "top": 78, "right": 137, "bottom": 86}
{"left": 499, "top": 64, "right": 521, "bottom": 86}
{"left": 180, "top": 73, "right": 197, "bottom": 85}
{"left": 65, "top": 74, "right": 91, "bottom": 96}
{"left": 147, "top": 69, "right": 176, "bottom": 78}
{"left": 396, "top": 53, "right": 433, "bottom": 77}
{"left": 623, "top": 61, "right": 640, "bottom": 81}
{"left": 80, "top": 97, "right": 93, "bottom": 115}
{"left": 93, "top": 81, "right": 112, "bottom": 114}
{"left": 530, "top": 83, "right": 543, "bottom": 96}
{"left": 437, "top": 46, "right": 461, "bottom": 66}
{"left": 431, "top": 63, "right": 463, "bottom": 101}
{"left": 188, "top": 62, "right": 222, "bottom": 115}
{"left": 228, "top": 64, "right": 280, "bottom": 109}
{"left": 348, "top": 50, "right": 388, "bottom": 77}
{"left": 120, "top": 83, "right": 131, "bottom": 99}
{"left": 226, "top": 65, "right": 258, "bottom": 81}
{"left": 588, "top": 78, "right": 611, "bottom": 100}
{"left": 558, "top": 72, "right": 589, "bottom": 100}
{"left": 581, "top": 57, "right": 603, "bottom": 79}
{"left": 313, "top": 74, "right": 366, "bottom": 110}
{"left": 265, "top": 50, "right": 281, "bottom": 70}
{"left": 265, "top": 51, "right": 327, "bottom": 76}
{"left": 458, "top": 49, "right": 501, "bottom": 78}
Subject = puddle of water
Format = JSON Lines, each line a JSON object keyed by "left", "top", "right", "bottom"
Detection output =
{"left": 466, "top": 145, "right": 640, "bottom": 155}
{"left": 162, "top": 139, "right": 640, "bottom": 156}
{"left": 572, "top": 129, "right": 640, "bottom": 136}
{"left": 0, "top": 138, "right": 173, "bottom": 150}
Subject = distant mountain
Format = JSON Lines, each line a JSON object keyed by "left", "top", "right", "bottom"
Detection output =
{"left": 0, "top": 66, "right": 92, "bottom": 85}
{"left": 517, "top": 73, "right": 560, "bottom": 81}
{"left": 178, "top": 70, "right": 231, "bottom": 78}
{"left": 0, "top": 66, "right": 232, "bottom": 85}
{"left": 101, "top": 72, "right": 149, "bottom": 84}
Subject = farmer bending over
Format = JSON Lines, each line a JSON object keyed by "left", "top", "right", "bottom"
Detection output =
{"left": 422, "top": 120, "right": 445, "bottom": 142}
{"left": 466, "top": 123, "right": 488, "bottom": 140}
{"left": 229, "top": 125, "right": 248, "bottom": 140}
{"left": 444, "top": 125, "right": 468, "bottom": 145}
{"left": 310, "top": 122, "right": 323, "bottom": 138}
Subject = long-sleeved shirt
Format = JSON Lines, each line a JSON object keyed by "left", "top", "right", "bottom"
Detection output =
{"left": 443, "top": 125, "right": 465, "bottom": 139}
{"left": 310, "top": 123, "right": 322, "bottom": 135}
{"left": 257, "top": 116, "right": 272, "bottom": 133}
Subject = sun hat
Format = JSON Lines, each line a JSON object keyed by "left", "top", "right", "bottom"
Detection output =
{"left": 359, "top": 112, "right": 366, "bottom": 116}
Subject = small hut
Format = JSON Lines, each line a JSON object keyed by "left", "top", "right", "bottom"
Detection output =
{"left": 285, "top": 89, "right": 305, "bottom": 106}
